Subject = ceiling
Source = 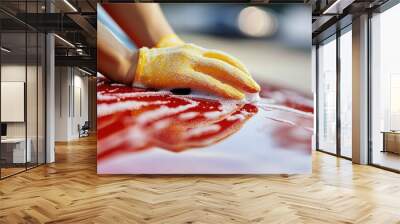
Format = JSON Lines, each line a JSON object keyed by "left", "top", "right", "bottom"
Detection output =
{"left": 0, "top": 0, "right": 97, "bottom": 73}
{"left": 1, "top": 0, "right": 393, "bottom": 72}
{"left": 311, "top": 0, "right": 391, "bottom": 43}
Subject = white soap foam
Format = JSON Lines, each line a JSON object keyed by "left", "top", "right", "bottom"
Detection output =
{"left": 97, "top": 81, "right": 106, "bottom": 86}
{"left": 179, "top": 90, "right": 259, "bottom": 104}
{"left": 132, "top": 83, "right": 147, "bottom": 88}
{"left": 151, "top": 119, "right": 172, "bottom": 131}
{"left": 178, "top": 112, "right": 199, "bottom": 120}
{"left": 180, "top": 90, "right": 228, "bottom": 101}
{"left": 102, "top": 90, "right": 172, "bottom": 99}
{"left": 245, "top": 92, "right": 260, "bottom": 103}
{"left": 98, "top": 100, "right": 168, "bottom": 116}
{"left": 259, "top": 103, "right": 313, "bottom": 118}
{"left": 185, "top": 124, "right": 221, "bottom": 138}
{"left": 97, "top": 93, "right": 118, "bottom": 101}
{"left": 136, "top": 98, "right": 199, "bottom": 124}
{"left": 226, "top": 113, "right": 246, "bottom": 121}
{"left": 203, "top": 100, "right": 239, "bottom": 119}
{"left": 108, "top": 88, "right": 120, "bottom": 93}
{"left": 110, "top": 83, "right": 127, "bottom": 87}
{"left": 98, "top": 126, "right": 147, "bottom": 154}
{"left": 203, "top": 111, "right": 224, "bottom": 119}
{"left": 265, "top": 116, "right": 296, "bottom": 126}
{"left": 97, "top": 72, "right": 105, "bottom": 78}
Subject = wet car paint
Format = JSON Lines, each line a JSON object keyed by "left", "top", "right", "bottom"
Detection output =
{"left": 97, "top": 76, "right": 313, "bottom": 174}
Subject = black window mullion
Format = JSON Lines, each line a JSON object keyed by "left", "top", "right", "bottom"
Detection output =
{"left": 73, "top": 68, "right": 75, "bottom": 118}
{"left": 315, "top": 44, "right": 320, "bottom": 151}
{"left": 336, "top": 27, "right": 341, "bottom": 157}
{"left": 24, "top": 0, "right": 28, "bottom": 171}
{"left": 0, "top": 21, "right": 2, "bottom": 179}
{"left": 367, "top": 11, "right": 373, "bottom": 165}
{"left": 44, "top": 31, "right": 47, "bottom": 164}
{"left": 36, "top": 0, "right": 39, "bottom": 168}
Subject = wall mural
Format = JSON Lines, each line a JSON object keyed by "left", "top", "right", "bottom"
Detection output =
{"left": 97, "top": 3, "right": 312, "bottom": 174}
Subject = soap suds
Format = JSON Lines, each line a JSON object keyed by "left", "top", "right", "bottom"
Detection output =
{"left": 245, "top": 92, "right": 260, "bottom": 103}
{"left": 203, "top": 111, "right": 223, "bottom": 119}
{"left": 226, "top": 113, "right": 246, "bottom": 121}
{"left": 178, "top": 112, "right": 199, "bottom": 120}
{"left": 136, "top": 98, "right": 199, "bottom": 124}
{"left": 185, "top": 124, "right": 221, "bottom": 138}
{"left": 97, "top": 100, "right": 167, "bottom": 116}
{"left": 179, "top": 90, "right": 260, "bottom": 104}
{"left": 100, "top": 90, "right": 171, "bottom": 100}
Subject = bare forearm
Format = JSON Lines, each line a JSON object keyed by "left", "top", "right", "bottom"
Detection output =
{"left": 102, "top": 3, "right": 175, "bottom": 48}
{"left": 97, "top": 21, "right": 137, "bottom": 85}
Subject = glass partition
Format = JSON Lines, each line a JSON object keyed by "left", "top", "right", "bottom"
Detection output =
{"left": 26, "top": 0, "right": 41, "bottom": 169}
{"left": 0, "top": 1, "right": 46, "bottom": 179}
{"left": 1, "top": 30, "right": 28, "bottom": 177}
{"left": 27, "top": 30, "right": 38, "bottom": 169}
{"left": 38, "top": 32, "right": 45, "bottom": 165}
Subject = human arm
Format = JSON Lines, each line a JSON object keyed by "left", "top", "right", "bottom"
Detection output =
{"left": 97, "top": 21, "right": 137, "bottom": 85}
{"left": 102, "top": 3, "right": 182, "bottom": 48}
{"left": 98, "top": 4, "right": 260, "bottom": 99}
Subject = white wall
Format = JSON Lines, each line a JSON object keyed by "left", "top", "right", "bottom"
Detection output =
{"left": 54, "top": 67, "right": 89, "bottom": 141}
{"left": 72, "top": 73, "right": 89, "bottom": 137}
{"left": 1, "top": 63, "right": 46, "bottom": 164}
{"left": 1, "top": 65, "right": 39, "bottom": 138}
{"left": 55, "top": 66, "right": 70, "bottom": 141}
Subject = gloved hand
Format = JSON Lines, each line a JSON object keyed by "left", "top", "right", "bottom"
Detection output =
{"left": 156, "top": 34, "right": 185, "bottom": 48}
{"left": 134, "top": 44, "right": 260, "bottom": 99}
{"left": 156, "top": 34, "right": 253, "bottom": 85}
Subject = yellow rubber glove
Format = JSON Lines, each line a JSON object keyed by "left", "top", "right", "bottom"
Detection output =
{"left": 156, "top": 34, "right": 185, "bottom": 48}
{"left": 156, "top": 34, "right": 252, "bottom": 77}
{"left": 134, "top": 44, "right": 260, "bottom": 100}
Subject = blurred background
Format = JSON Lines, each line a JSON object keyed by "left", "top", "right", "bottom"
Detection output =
{"left": 100, "top": 4, "right": 311, "bottom": 95}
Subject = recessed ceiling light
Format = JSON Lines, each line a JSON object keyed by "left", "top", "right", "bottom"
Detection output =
{"left": 1, "top": 47, "right": 11, "bottom": 53}
{"left": 54, "top": 34, "right": 75, "bottom": 48}
{"left": 322, "top": 0, "right": 353, "bottom": 15}
{"left": 78, "top": 67, "right": 93, "bottom": 76}
{"left": 63, "top": 0, "right": 78, "bottom": 12}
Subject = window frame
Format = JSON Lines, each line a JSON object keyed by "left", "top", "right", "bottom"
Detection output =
{"left": 368, "top": 0, "right": 400, "bottom": 173}
{"left": 315, "top": 23, "right": 353, "bottom": 160}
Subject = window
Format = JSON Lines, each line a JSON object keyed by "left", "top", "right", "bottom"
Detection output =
{"left": 371, "top": 3, "right": 400, "bottom": 171}
{"left": 317, "top": 36, "right": 337, "bottom": 154}
{"left": 339, "top": 28, "right": 352, "bottom": 158}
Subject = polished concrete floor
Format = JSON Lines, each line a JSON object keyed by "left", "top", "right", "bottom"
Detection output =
{"left": 0, "top": 135, "right": 400, "bottom": 223}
